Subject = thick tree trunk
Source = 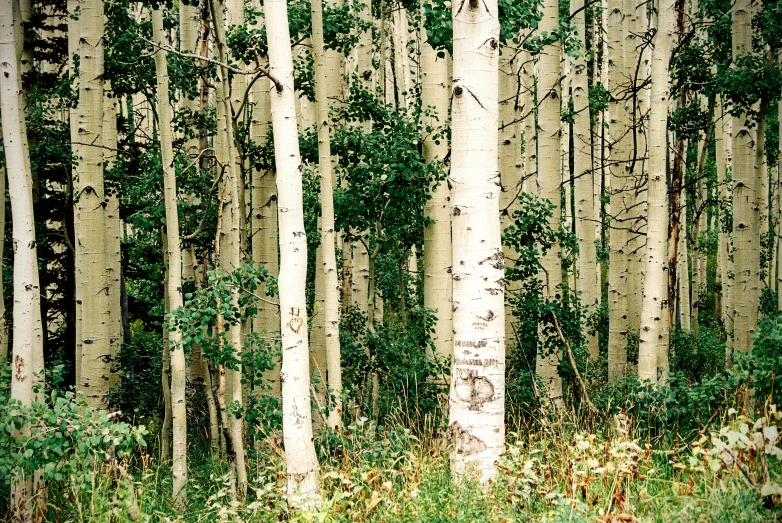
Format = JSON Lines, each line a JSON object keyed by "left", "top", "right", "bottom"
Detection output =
{"left": 152, "top": 10, "right": 188, "bottom": 509}
{"left": 536, "top": 0, "right": 563, "bottom": 404}
{"left": 72, "top": 0, "right": 115, "bottom": 410}
{"left": 311, "top": 0, "right": 343, "bottom": 430}
{"left": 638, "top": 0, "right": 674, "bottom": 384}
{"left": 267, "top": 0, "right": 321, "bottom": 505}
{"left": 447, "top": 0, "right": 505, "bottom": 484}
{"left": 731, "top": 0, "right": 759, "bottom": 354}
{"left": 1, "top": 1, "right": 44, "bottom": 515}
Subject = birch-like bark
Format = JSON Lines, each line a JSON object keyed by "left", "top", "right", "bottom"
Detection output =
{"left": 421, "top": 37, "right": 452, "bottom": 362}
{"left": 447, "top": 0, "right": 505, "bottom": 483}
{"left": 1, "top": 1, "right": 44, "bottom": 515}
{"left": 311, "top": 0, "right": 343, "bottom": 430}
{"left": 267, "top": 0, "right": 320, "bottom": 505}
{"left": 731, "top": 0, "right": 758, "bottom": 353}
{"left": 607, "top": 0, "right": 629, "bottom": 379}
{"left": 638, "top": 0, "right": 674, "bottom": 384}
{"left": 571, "top": 0, "right": 599, "bottom": 361}
{"left": 499, "top": 44, "right": 522, "bottom": 352}
{"left": 250, "top": 56, "right": 281, "bottom": 400}
{"left": 152, "top": 9, "right": 188, "bottom": 509}
{"left": 211, "top": 0, "right": 247, "bottom": 491}
{"left": 677, "top": 186, "right": 691, "bottom": 330}
{"left": 72, "top": 0, "right": 114, "bottom": 409}
{"left": 536, "top": 0, "right": 563, "bottom": 404}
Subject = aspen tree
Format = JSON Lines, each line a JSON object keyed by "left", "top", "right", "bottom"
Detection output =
{"left": 0, "top": 125, "right": 6, "bottom": 361}
{"left": 677, "top": 181, "right": 691, "bottom": 330}
{"left": 638, "top": 0, "right": 674, "bottom": 384}
{"left": 351, "top": 0, "right": 373, "bottom": 313}
{"left": 266, "top": 0, "right": 320, "bottom": 504}
{"left": 778, "top": 79, "right": 782, "bottom": 311}
{"left": 536, "top": 0, "right": 564, "bottom": 405}
{"left": 311, "top": 0, "right": 343, "bottom": 429}
{"left": 152, "top": 9, "right": 188, "bottom": 509}
{"left": 211, "top": 0, "right": 247, "bottom": 491}
{"left": 571, "top": 0, "right": 599, "bottom": 361}
{"left": 499, "top": 44, "right": 522, "bottom": 351}
{"left": 447, "top": 0, "right": 505, "bottom": 483}
{"left": 715, "top": 96, "right": 730, "bottom": 323}
{"left": 607, "top": 0, "right": 629, "bottom": 379}
{"left": 1, "top": 0, "right": 44, "bottom": 515}
{"left": 421, "top": 32, "right": 452, "bottom": 362}
{"left": 731, "top": 0, "right": 759, "bottom": 354}
{"left": 71, "top": 0, "right": 116, "bottom": 409}
{"left": 250, "top": 58, "right": 281, "bottom": 402}
{"left": 519, "top": 50, "right": 535, "bottom": 194}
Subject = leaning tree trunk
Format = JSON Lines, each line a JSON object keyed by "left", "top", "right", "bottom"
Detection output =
{"left": 1, "top": 1, "right": 44, "bottom": 516}
{"left": 152, "top": 9, "right": 188, "bottom": 510}
{"left": 267, "top": 0, "right": 321, "bottom": 506}
{"left": 447, "top": 0, "right": 505, "bottom": 484}
{"left": 311, "top": 0, "right": 343, "bottom": 430}
{"left": 536, "top": 0, "right": 563, "bottom": 405}
{"left": 638, "top": 0, "right": 674, "bottom": 384}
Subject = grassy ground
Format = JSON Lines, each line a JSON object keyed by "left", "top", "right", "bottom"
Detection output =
{"left": 36, "top": 408, "right": 782, "bottom": 523}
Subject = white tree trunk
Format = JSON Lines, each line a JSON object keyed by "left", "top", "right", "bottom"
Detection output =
{"left": 638, "top": 0, "right": 674, "bottom": 384}
{"left": 267, "top": 0, "right": 321, "bottom": 505}
{"left": 731, "top": 0, "right": 758, "bottom": 354}
{"left": 447, "top": 0, "right": 505, "bottom": 484}
{"left": 152, "top": 9, "right": 188, "bottom": 509}
{"left": 536, "top": 0, "right": 563, "bottom": 404}
{"left": 421, "top": 36, "right": 452, "bottom": 362}
{"left": 571, "top": 0, "right": 599, "bottom": 361}
{"left": 1, "top": 1, "right": 44, "bottom": 515}
{"left": 311, "top": 0, "right": 343, "bottom": 430}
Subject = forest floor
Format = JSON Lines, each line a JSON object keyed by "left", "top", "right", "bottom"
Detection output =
{"left": 40, "top": 409, "right": 782, "bottom": 523}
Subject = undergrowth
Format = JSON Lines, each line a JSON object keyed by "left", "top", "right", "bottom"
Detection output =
{"left": 10, "top": 406, "right": 780, "bottom": 522}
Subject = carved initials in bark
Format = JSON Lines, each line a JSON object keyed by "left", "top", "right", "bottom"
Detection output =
{"left": 453, "top": 369, "right": 494, "bottom": 410}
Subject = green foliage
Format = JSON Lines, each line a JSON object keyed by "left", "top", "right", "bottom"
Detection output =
{"left": 670, "top": 326, "right": 726, "bottom": 383}
{"left": 0, "top": 363, "right": 147, "bottom": 492}
{"left": 742, "top": 313, "right": 782, "bottom": 404}
{"left": 110, "top": 323, "right": 164, "bottom": 424}
{"left": 423, "top": 0, "right": 542, "bottom": 56}
{"left": 332, "top": 83, "right": 445, "bottom": 258}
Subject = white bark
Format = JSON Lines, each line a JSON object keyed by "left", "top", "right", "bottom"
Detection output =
{"left": 421, "top": 38, "right": 452, "bottom": 362}
{"left": 638, "top": 0, "right": 674, "bottom": 384}
{"left": 311, "top": 0, "right": 343, "bottom": 430}
{"left": 1, "top": 1, "right": 44, "bottom": 515}
{"left": 266, "top": 0, "right": 320, "bottom": 505}
{"left": 152, "top": 9, "right": 187, "bottom": 509}
{"left": 536, "top": 0, "right": 563, "bottom": 404}
{"left": 448, "top": 0, "right": 505, "bottom": 484}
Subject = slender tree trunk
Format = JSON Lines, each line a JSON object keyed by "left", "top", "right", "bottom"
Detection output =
{"left": 607, "top": 0, "right": 629, "bottom": 379}
{"left": 421, "top": 33, "right": 452, "bottom": 363}
{"left": 571, "top": 0, "right": 599, "bottom": 361}
{"left": 0, "top": 121, "right": 6, "bottom": 361}
{"left": 731, "top": 0, "right": 759, "bottom": 354}
{"left": 536, "top": 0, "right": 563, "bottom": 404}
{"left": 311, "top": 0, "right": 343, "bottom": 430}
{"left": 499, "top": 43, "right": 522, "bottom": 353}
{"left": 1, "top": 2, "right": 44, "bottom": 515}
{"left": 678, "top": 183, "right": 691, "bottom": 330}
{"left": 267, "top": 0, "right": 321, "bottom": 505}
{"left": 152, "top": 9, "right": 188, "bottom": 509}
{"left": 638, "top": 0, "right": 674, "bottom": 384}
{"left": 447, "top": 0, "right": 505, "bottom": 484}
